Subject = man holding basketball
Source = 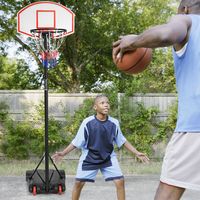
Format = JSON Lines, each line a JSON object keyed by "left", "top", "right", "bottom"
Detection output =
{"left": 113, "top": 0, "right": 200, "bottom": 199}
{"left": 52, "top": 94, "right": 149, "bottom": 200}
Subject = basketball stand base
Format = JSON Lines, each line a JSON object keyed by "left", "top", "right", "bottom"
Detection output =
{"left": 26, "top": 169, "right": 66, "bottom": 195}
{"left": 26, "top": 154, "right": 66, "bottom": 195}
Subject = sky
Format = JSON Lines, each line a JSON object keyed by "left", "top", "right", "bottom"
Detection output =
{"left": 6, "top": 37, "right": 38, "bottom": 71}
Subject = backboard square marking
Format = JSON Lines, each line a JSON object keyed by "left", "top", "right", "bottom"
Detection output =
{"left": 36, "top": 10, "right": 56, "bottom": 29}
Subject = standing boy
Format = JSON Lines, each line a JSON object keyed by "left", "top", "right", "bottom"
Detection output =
{"left": 113, "top": 0, "right": 200, "bottom": 199}
{"left": 52, "top": 94, "right": 149, "bottom": 200}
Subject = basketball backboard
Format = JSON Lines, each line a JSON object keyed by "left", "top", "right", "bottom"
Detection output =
{"left": 17, "top": 1, "right": 75, "bottom": 38}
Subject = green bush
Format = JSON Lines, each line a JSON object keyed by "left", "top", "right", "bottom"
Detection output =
{"left": 48, "top": 117, "right": 68, "bottom": 153}
{"left": 155, "top": 101, "right": 178, "bottom": 142}
{"left": 0, "top": 102, "right": 68, "bottom": 159}
{"left": 1, "top": 119, "right": 38, "bottom": 159}
{"left": 118, "top": 97, "right": 159, "bottom": 155}
{"left": 0, "top": 101, "right": 9, "bottom": 121}
{"left": 65, "top": 98, "right": 95, "bottom": 137}
{"left": 1, "top": 118, "right": 68, "bottom": 159}
{"left": 0, "top": 101, "right": 9, "bottom": 149}
{"left": 0, "top": 95, "right": 177, "bottom": 160}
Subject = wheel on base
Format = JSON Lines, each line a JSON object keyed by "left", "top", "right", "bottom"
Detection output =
{"left": 32, "top": 186, "right": 37, "bottom": 195}
{"left": 58, "top": 185, "right": 62, "bottom": 195}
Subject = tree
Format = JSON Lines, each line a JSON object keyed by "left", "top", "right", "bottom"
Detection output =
{"left": 0, "top": 55, "right": 41, "bottom": 89}
{"left": 107, "top": 0, "right": 177, "bottom": 94}
{"left": 0, "top": 0, "right": 177, "bottom": 92}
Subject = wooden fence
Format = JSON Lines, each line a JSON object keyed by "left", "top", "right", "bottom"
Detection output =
{"left": 0, "top": 90, "right": 177, "bottom": 121}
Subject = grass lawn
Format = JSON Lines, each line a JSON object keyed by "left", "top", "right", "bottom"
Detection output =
{"left": 0, "top": 158, "right": 162, "bottom": 176}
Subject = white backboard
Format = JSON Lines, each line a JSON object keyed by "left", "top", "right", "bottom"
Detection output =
{"left": 17, "top": 1, "right": 75, "bottom": 37}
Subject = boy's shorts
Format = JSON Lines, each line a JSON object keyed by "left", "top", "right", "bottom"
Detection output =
{"left": 160, "top": 132, "right": 200, "bottom": 191}
{"left": 75, "top": 155, "right": 124, "bottom": 182}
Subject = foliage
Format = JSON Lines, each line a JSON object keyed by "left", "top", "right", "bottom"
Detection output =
{"left": 118, "top": 96, "right": 159, "bottom": 155}
{"left": 32, "top": 102, "right": 70, "bottom": 152}
{"left": 0, "top": 101, "right": 9, "bottom": 121}
{"left": 0, "top": 101, "right": 9, "bottom": 145}
{"left": 155, "top": 100, "right": 178, "bottom": 142}
{"left": 1, "top": 119, "right": 39, "bottom": 159}
{"left": 121, "top": 49, "right": 176, "bottom": 95}
{"left": 79, "top": 0, "right": 177, "bottom": 93}
{"left": 0, "top": 92, "right": 178, "bottom": 160}
{"left": 65, "top": 98, "right": 95, "bottom": 136}
{"left": 0, "top": 0, "right": 177, "bottom": 93}
{"left": 0, "top": 101, "right": 68, "bottom": 159}
{"left": 0, "top": 55, "right": 41, "bottom": 89}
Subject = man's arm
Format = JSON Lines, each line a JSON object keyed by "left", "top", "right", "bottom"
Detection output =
{"left": 113, "top": 14, "right": 191, "bottom": 60}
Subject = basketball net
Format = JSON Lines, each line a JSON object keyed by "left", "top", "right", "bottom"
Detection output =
{"left": 31, "top": 28, "right": 67, "bottom": 68}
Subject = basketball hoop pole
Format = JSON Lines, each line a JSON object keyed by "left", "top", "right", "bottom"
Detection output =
{"left": 43, "top": 35, "right": 50, "bottom": 192}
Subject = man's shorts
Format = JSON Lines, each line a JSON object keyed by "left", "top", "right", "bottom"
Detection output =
{"left": 160, "top": 132, "right": 200, "bottom": 191}
{"left": 75, "top": 155, "right": 124, "bottom": 182}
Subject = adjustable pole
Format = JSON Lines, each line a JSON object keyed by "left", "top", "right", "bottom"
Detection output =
{"left": 44, "top": 62, "right": 49, "bottom": 192}
{"left": 43, "top": 33, "right": 49, "bottom": 192}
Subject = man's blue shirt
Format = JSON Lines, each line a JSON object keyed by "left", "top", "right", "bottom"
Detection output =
{"left": 173, "top": 14, "right": 200, "bottom": 132}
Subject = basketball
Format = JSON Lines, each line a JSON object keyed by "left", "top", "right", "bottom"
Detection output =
{"left": 112, "top": 48, "right": 152, "bottom": 74}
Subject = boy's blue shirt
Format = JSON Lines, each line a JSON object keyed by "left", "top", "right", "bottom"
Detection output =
{"left": 72, "top": 115, "right": 126, "bottom": 170}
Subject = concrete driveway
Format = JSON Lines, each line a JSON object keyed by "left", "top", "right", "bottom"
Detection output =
{"left": 0, "top": 175, "right": 199, "bottom": 200}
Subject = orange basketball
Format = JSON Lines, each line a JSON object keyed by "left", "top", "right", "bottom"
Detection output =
{"left": 112, "top": 48, "right": 152, "bottom": 74}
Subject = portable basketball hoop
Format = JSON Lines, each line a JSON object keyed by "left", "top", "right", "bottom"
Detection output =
{"left": 17, "top": 1, "right": 75, "bottom": 195}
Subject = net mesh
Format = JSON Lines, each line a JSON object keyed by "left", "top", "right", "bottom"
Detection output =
{"left": 30, "top": 28, "right": 67, "bottom": 67}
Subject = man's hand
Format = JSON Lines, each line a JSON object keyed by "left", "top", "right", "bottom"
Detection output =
{"left": 112, "top": 34, "right": 138, "bottom": 62}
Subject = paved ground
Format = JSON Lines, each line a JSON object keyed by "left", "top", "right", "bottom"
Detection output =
{"left": 0, "top": 175, "right": 199, "bottom": 200}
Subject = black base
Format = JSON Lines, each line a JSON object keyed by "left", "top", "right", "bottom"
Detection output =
{"left": 26, "top": 169, "right": 66, "bottom": 194}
